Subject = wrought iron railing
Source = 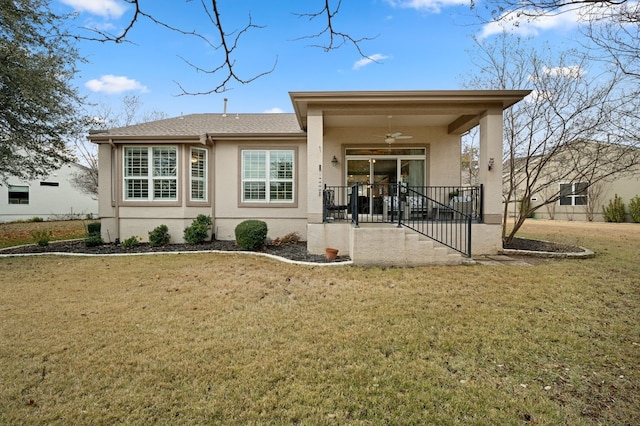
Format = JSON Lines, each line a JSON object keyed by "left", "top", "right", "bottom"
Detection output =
{"left": 323, "top": 183, "right": 482, "bottom": 257}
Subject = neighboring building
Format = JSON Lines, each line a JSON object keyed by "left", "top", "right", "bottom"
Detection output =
{"left": 89, "top": 90, "right": 529, "bottom": 266}
{"left": 507, "top": 140, "right": 640, "bottom": 222}
{"left": 0, "top": 162, "right": 98, "bottom": 222}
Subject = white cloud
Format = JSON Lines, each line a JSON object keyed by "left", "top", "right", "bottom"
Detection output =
{"left": 386, "top": 0, "right": 467, "bottom": 14}
{"left": 541, "top": 65, "right": 585, "bottom": 78}
{"left": 85, "top": 75, "right": 148, "bottom": 94}
{"left": 60, "top": 0, "right": 127, "bottom": 19}
{"left": 479, "top": 8, "right": 583, "bottom": 39}
{"left": 263, "top": 107, "right": 285, "bottom": 113}
{"left": 353, "top": 53, "right": 389, "bottom": 70}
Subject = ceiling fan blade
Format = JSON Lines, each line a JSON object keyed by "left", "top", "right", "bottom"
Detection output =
{"left": 395, "top": 135, "right": 413, "bottom": 140}
{"left": 390, "top": 132, "right": 403, "bottom": 138}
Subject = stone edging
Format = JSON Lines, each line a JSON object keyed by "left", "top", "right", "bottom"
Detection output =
{"left": 499, "top": 246, "right": 595, "bottom": 259}
{"left": 0, "top": 249, "right": 354, "bottom": 267}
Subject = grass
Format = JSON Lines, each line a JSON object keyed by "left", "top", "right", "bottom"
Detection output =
{"left": 0, "top": 220, "right": 638, "bottom": 424}
{"left": 0, "top": 220, "right": 90, "bottom": 248}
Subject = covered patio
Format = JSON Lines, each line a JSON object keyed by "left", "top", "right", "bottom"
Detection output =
{"left": 290, "top": 90, "right": 530, "bottom": 265}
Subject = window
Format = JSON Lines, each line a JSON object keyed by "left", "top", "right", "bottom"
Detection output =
{"left": 190, "top": 148, "right": 207, "bottom": 202}
{"left": 242, "top": 149, "right": 294, "bottom": 203}
{"left": 559, "top": 182, "right": 588, "bottom": 206}
{"left": 40, "top": 182, "right": 59, "bottom": 187}
{"left": 124, "top": 146, "right": 177, "bottom": 201}
{"left": 8, "top": 185, "right": 29, "bottom": 204}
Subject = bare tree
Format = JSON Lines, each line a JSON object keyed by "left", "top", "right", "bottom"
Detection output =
{"left": 74, "top": 1, "right": 374, "bottom": 94}
{"left": 464, "top": 33, "right": 640, "bottom": 243}
{"left": 70, "top": 95, "right": 167, "bottom": 197}
{"left": 461, "top": 128, "right": 480, "bottom": 186}
{"left": 477, "top": 0, "right": 639, "bottom": 80}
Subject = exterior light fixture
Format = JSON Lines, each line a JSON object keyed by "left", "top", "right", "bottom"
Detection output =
{"left": 488, "top": 157, "right": 495, "bottom": 171}
{"left": 331, "top": 156, "right": 339, "bottom": 167}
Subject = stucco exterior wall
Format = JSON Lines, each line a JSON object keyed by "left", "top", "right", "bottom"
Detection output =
{"left": 0, "top": 163, "right": 98, "bottom": 222}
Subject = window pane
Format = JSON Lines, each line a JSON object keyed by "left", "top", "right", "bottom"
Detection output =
{"left": 270, "top": 182, "right": 293, "bottom": 201}
{"left": 244, "top": 182, "right": 266, "bottom": 200}
{"left": 8, "top": 185, "right": 29, "bottom": 204}
{"left": 559, "top": 184, "right": 571, "bottom": 205}
{"left": 243, "top": 151, "right": 266, "bottom": 179}
{"left": 153, "top": 147, "right": 177, "bottom": 177}
{"left": 153, "top": 179, "right": 177, "bottom": 199}
{"left": 270, "top": 151, "right": 293, "bottom": 179}
{"left": 191, "top": 148, "right": 207, "bottom": 201}
{"left": 126, "top": 179, "right": 148, "bottom": 199}
{"left": 574, "top": 196, "right": 588, "bottom": 205}
{"left": 575, "top": 182, "right": 588, "bottom": 196}
{"left": 125, "top": 147, "right": 148, "bottom": 177}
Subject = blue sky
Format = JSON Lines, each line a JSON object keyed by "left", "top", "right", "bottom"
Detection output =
{"left": 54, "top": 0, "right": 590, "bottom": 119}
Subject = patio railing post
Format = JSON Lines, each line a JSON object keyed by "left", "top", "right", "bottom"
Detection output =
{"left": 397, "top": 183, "right": 402, "bottom": 228}
{"left": 352, "top": 183, "right": 359, "bottom": 227}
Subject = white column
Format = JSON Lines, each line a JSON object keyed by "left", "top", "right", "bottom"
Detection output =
{"left": 306, "top": 108, "right": 324, "bottom": 223}
{"left": 478, "top": 107, "right": 503, "bottom": 224}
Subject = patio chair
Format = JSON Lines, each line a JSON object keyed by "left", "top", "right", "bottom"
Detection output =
{"left": 324, "top": 189, "right": 348, "bottom": 220}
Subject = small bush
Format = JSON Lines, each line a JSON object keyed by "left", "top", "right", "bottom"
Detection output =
{"left": 121, "top": 236, "right": 140, "bottom": 249}
{"left": 235, "top": 220, "right": 268, "bottom": 251}
{"left": 27, "top": 217, "right": 44, "bottom": 223}
{"left": 183, "top": 215, "right": 212, "bottom": 244}
{"left": 603, "top": 194, "right": 626, "bottom": 223}
{"left": 271, "top": 231, "right": 301, "bottom": 246}
{"left": 32, "top": 230, "right": 52, "bottom": 246}
{"left": 149, "top": 224, "right": 170, "bottom": 247}
{"left": 84, "top": 234, "right": 103, "bottom": 247}
{"left": 87, "top": 222, "right": 101, "bottom": 235}
{"left": 629, "top": 195, "right": 640, "bottom": 223}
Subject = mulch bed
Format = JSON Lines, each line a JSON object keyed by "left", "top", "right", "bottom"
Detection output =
{"left": 0, "top": 239, "right": 350, "bottom": 263}
{"left": 503, "top": 237, "right": 585, "bottom": 253}
{"left": 0, "top": 237, "right": 584, "bottom": 263}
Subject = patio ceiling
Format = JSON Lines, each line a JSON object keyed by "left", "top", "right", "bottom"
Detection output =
{"left": 289, "top": 90, "right": 531, "bottom": 135}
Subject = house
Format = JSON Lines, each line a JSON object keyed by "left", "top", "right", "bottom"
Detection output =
{"left": 89, "top": 90, "right": 529, "bottom": 266}
{"left": 0, "top": 162, "right": 98, "bottom": 222}
{"left": 507, "top": 140, "right": 640, "bottom": 222}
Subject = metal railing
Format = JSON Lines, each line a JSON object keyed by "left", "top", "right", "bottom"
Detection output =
{"left": 323, "top": 183, "right": 482, "bottom": 257}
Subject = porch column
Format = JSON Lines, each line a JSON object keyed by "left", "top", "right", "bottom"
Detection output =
{"left": 478, "top": 107, "right": 503, "bottom": 224}
{"left": 306, "top": 108, "right": 324, "bottom": 223}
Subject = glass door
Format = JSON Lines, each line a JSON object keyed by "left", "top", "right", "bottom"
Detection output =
{"left": 345, "top": 148, "right": 427, "bottom": 216}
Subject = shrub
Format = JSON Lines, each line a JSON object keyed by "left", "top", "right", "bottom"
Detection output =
{"left": 32, "top": 230, "right": 52, "bottom": 246}
{"left": 629, "top": 195, "right": 640, "bottom": 223}
{"left": 603, "top": 194, "right": 626, "bottom": 223}
{"left": 271, "top": 231, "right": 301, "bottom": 246}
{"left": 235, "top": 220, "right": 268, "bottom": 251}
{"left": 121, "top": 236, "right": 140, "bottom": 249}
{"left": 87, "top": 222, "right": 101, "bottom": 235}
{"left": 27, "top": 217, "right": 44, "bottom": 223}
{"left": 84, "top": 234, "right": 103, "bottom": 247}
{"left": 148, "top": 224, "right": 170, "bottom": 247}
{"left": 183, "top": 215, "right": 212, "bottom": 244}
{"left": 84, "top": 221, "right": 103, "bottom": 247}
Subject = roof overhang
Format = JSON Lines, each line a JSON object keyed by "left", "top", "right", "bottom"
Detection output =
{"left": 289, "top": 90, "right": 531, "bottom": 135}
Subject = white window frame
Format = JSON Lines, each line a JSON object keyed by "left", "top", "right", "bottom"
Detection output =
{"left": 241, "top": 149, "right": 295, "bottom": 204}
{"left": 123, "top": 146, "right": 178, "bottom": 201}
{"left": 8, "top": 185, "right": 29, "bottom": 205}
{"left": 190, "top": 147, "right": 207, "bottom": 202}
{"left": 559, "top": 182, "right": 588, "bottom": 206}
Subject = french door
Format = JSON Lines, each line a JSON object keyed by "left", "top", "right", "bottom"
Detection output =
{"left": 345, "top": 148, "right": 426, "bottom": 214}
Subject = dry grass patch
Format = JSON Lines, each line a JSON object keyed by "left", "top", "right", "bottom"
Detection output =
{"left": 0, "top": 220, "right": 89, "bottom": 248}
{"left": 1, "top": 221, "right": 638, "bottom": 424}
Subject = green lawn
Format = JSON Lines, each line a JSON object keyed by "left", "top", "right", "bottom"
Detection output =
{"left": 0, "top": 220, "right": 638, "bottom": 424}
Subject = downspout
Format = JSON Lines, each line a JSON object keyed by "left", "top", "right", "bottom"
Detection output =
{"left": 109, "top": 138, "right": 120, "bottom": 243}
{"left": 205, "top": 133, "right": 216, "bottom": 238}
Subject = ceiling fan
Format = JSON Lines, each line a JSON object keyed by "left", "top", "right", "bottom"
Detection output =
{"left": 378, "top": 115, "right": 413, "bottom": 144}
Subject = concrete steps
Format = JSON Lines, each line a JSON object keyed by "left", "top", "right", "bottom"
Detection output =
{"left": 350, "top": 224, "right": 464, "bottom": 266}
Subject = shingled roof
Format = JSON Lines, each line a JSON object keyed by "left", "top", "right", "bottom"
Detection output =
{"left": 89, "top": 113, "right": 305, "bottom": 140}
